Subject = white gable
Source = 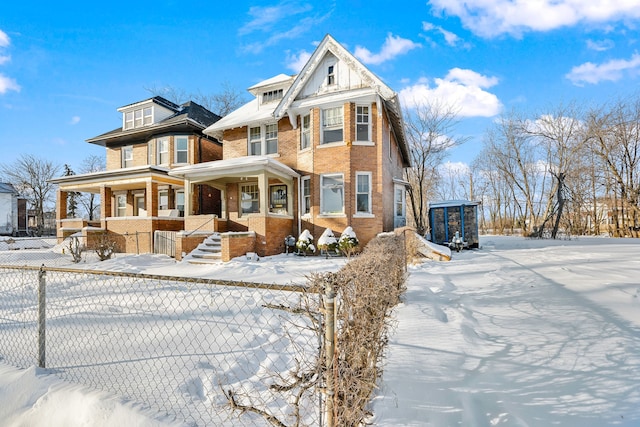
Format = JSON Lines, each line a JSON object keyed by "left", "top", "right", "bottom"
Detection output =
{"left": 298, "top": 51, "right": 371, "bottom": 99}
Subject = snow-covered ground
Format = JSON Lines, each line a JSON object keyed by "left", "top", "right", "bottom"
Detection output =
{"left": 1, "top": 235, "right": 640, "bottom": 426}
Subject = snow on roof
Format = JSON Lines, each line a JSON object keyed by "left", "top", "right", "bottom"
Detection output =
{"left": 248, "top": 74, "right": 295, "bottom": 92}
{"left": 204, "top": 98, "right": 273, "bottom": 137}
{"left": 169, "top": 156, "right": 300, "bottom": 180}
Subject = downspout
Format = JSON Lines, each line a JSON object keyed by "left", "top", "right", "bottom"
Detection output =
{"left": 297, "top": 175, "right": 302, "bottom": 237}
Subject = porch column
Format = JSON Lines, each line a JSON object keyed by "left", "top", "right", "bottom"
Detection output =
{"left": 287, "top": 180, "right": 294, "bottom": 216}
{"left": 146, "top": 180, "right": 158, "bottom": 217}
{"left": 258, "top": 173, "right": 269, "bottom": 215}
{"left": 56, "top": 189, "right": 68, "bottom": 223}
{"left": 184, "top": 178, "right": 192, "bottom": 216}
{"left": 100, "top": 186, "right": 112, "bottom": 229}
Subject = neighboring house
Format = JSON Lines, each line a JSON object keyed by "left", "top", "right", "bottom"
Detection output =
{"left": 0, "top": 183, "right": 27, "bottom": 236}
{"left": 169, "top": 34, "right": 411, "bottom": 258}
{"left": 51, "top": 97, "right": 222, "bottom": 253}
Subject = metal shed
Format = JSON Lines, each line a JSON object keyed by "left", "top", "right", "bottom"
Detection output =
{"left": 428, "top": 200, "right": 480, "bottom": 249}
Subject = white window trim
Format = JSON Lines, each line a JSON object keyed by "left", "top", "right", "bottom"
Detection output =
{"left": 114, "top": 193, "right": 127, "bottom": 217}
{"left": 300, "top": 114, "right": 312, "bottom": 151}
{"left": 301, "top": 175, "right": 311, "bottom": 218}
{"left": 157, "top": 137, "right": 169, "bottom": 165}
{"left": 248, "top": 123, "right": 279, "bottom": 156}
{"left": 354, "top": 171, "right": 373, "bottom": 217}
{"left": 121, "top": 146, "right": 133, "bottom": 168}
{"left": 174, "top": 135, "right": 189, "bottom": 164}
{"left": 320, "top": 173, "right": 345, "bottom": 216}
{"left": 321, "top": 106, "right": 344, "bottom": 145}
{"left": 355, "top": 104, "right": 371, "bottom": 143}
{"left": 240, "top": 183, "right": 260, "bottom": 216}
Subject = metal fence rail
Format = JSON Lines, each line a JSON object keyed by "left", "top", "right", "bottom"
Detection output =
{"left": 0, "top": 265, "right": 322, "bottom": 427}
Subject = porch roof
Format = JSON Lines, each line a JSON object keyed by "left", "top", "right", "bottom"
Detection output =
{"left": 169, "top": 156, "right": 300, "bottom": 182}
{"left": 49, "top": 166, "right": 183, "bottom": 193}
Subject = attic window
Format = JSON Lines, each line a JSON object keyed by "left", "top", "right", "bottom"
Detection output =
{"left": 327, "top": 65, "right": 335, "bottom": 85}
{"left": 123, "top": 107, "right": 153, "bottom": 130}
{"left": 262, "top": 89, "right": 283, "bottom": 104}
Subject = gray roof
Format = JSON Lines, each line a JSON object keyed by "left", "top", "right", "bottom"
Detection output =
{"left": 87, "top": 99, "right": 221, "bottom": 147}
{"left": 0, "top": 183, "right": 17, "bottom": 194}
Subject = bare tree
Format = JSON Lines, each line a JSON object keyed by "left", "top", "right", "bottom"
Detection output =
{"left": 79, "top": 154, "right": 105, "bottom": 220}
{"left": 144, "top": 81, "right": 247, "bottom": 116}
{"left": 403, "top": 100, "right": 468, "bottom": 235}
{"left": 1, "top": 154, "right": 61, "bottom": 236}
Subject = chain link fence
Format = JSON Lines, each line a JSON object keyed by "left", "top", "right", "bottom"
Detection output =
{"left": 0, "top": 265, "right": 323, "bottom": 426}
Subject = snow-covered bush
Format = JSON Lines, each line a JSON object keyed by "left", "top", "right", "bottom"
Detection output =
{"left": 338, "top": 226, "right": 359, "bottom": 257}
{"left": 296, "top": 229, "right": 316, "bottom": 255}
{"left": 318, "top": 228, "right": 339, "bottom": 257}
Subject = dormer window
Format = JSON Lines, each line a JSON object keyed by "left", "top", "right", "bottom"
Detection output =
{"left": 123, "top": 107, "right": 153, "bottom": 130}
{"left": 327, "top": 65, "right": 335, "bottom": 86}
{"left": 262, "top": 89, "right": 283, "bottom": 104}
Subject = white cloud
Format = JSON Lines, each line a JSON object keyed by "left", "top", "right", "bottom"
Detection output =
{"left": 428, "top": 0, "right": 640, "bottom": 38}
{"left": 285, "top": 49, "right": 312, "bottom": 73}
{"left": 399, "top": 69, "right": 502, "bottom": 117}
{"left": 422, "top": 21, "right": 463, "bottom": 47}
{"left": 0, "top": 30, "right": 9, "bottom": 48}
{"left": 440, "top": 161, "right": 470, "bottom": 174}
{"left": 354, "top": 33, "right": 421, "bottom": 65}
{"left": 0, "top": 74, "right": 20, "bottom": 94}
{"left": 0, "top": 55, "right": 10, "bottom": 65}
{"left": 239, "top": 3, "right": 331, "bottom": 54}
{"left": 566, "top": 52, "right": 640, "bottom": 85}
{"left": 69, "top": 116, "right": 81, "bottom": 125}
{"left": 586, "top": 39, "right": 614, "bottom": 51}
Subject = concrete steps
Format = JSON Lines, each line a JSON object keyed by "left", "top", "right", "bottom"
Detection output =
{"left": 185, "top": 233, "right": 222, "bottom": 264}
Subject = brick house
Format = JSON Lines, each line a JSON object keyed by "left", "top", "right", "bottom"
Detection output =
{"left": 169, "top": 34, "right": 411, "bottom": 259}
{"left": 51, "top": 97, "right": 222, "bottom": 253}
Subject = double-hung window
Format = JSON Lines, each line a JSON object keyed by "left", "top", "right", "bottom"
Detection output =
{"left": 301, "top": 114, "right": 311, "bottom": 150}
{"left": 175, "top": 190, "right": 185, "bottom": 216}
{"left": 248, "top": 124, "right": 278, "bottom": 155}
{"left": 115, "top": 194, "right": 127, "bottom": 217}
{"left": 143, "top": 107, "right": 152, "bottom": 125}
{"left": 157, "top": 138, "right": 169, "bottom": 165}
{"left": 158, "top": 190, "right": 169, "bottom": 210}
{"left": 356, "top": 105, "right": 370, "bottom": 142}
{"left": 240, "top": 184, "right": 260, "bottom": 215}
{"left": 124, "top": 112, "right": 134, "bottom": 130}
{"left": 320, "top": 173, "right": 344, "bottom": 215}
{"left": 175, "top": 136, "right": 188, "bottom": 163}
{"left": 322, "top": 107, "right": 343, "bottom": 144}
{"left": 356, "top": 172, "right": 372, "bottom": 214}
{"left": 327, "top": 65, "right": 335, "bottom": 86}
{"left": 301, "top": 176, "right": 311, "bottom": 215}
{"left": 122, "top": 146, "right": 133, "bottom": 168}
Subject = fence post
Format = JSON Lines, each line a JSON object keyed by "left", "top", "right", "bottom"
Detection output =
{"left": 324, "top": 278, "right": 336, "bottom": 427}
{"left": 37, "top": 265, "right": 46, "bottom": 368}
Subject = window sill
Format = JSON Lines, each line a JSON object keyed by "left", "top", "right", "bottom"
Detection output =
{"left": 352, "top": 141, "right": 375, "bottom": 146}
{"left": 299, "top": 147, "right": 312, "bottom": 153}
{"left": 353, "top": 213, "right": 375, "bottom": 218}
{"left": 318, "top": 213, "right": 347, "bottom": 218}
{"left": 317, "top": 141, "right": 346, "bottom": 149}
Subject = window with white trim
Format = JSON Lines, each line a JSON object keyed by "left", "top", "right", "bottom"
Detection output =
{"left": 122, "top": 146, "right": 133, "bottom": 168}
{"left": 157, "top": 138, "right": 169, "bottom": 165}
{"left": 175, "top": 136, "right": 188, "bottom": 163}
{"left": 301, "top": 114, "right": 311, "bottom": 150}
{"left": 269, "top": 184, "right": 287, "bottom": 214}
{"left": 175, "top": 190, "right": 185, "bottom": 216}
{"left": 115, "top": 194, "right": 127, "bottom": 217}
{"left": 248, "top": 124, "right": 278, "bottom": 155}
{"left": 322, "top": 107, "right": 343, "bottom": 144}
{"left": 124, "top": 107, "right": 153, "bottom": 130}
{"left": 262, "top": 89, "right": 283, "bottom": 104}
{"left": 240, "top": 184, "right": 260, "bottom": 215}
{"left": 134, "top": 194, "right": 145, "bottom": 217}
{"left": 356, "top": 172, "right": 372, "bottom": 214}
{"left": 143, "top": 107, "right": 152, "bottom": 125}
{"left": 302, "top": 176, "right": 311, "bottom": 215}
{"left": 320, "top": 173, "right": 344, "bottom": 215}
{"left": 356, "top": 105, "right": 370, "bottom": 142}
{"left": 158, "top": 190, "right": 169, "bottom": 210}
{"left": 124, "top": 112, "right": 134, "bottom": 130}
{"left": 327, "top": 65, "right": 335, "bottom": 86}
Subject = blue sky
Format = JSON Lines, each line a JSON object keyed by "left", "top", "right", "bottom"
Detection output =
{"left": 2, "top": 0, "right": 640, "bottom": 174}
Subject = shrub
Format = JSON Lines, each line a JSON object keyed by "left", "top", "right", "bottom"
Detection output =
{"left": 95, "top": 232, "right": 116, "bottom": 261}
{"left": 318, "top": 228, "right": 339, "bottom": 257}
{"left": 338, "top": 226, "right": 359, "bottom": 257}
{"left": 296, "top": 229, "right": 316, "bottom": 255}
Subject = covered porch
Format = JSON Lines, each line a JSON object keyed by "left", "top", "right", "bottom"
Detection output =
{"left": 51, "top": 166, "right": 188, "bottom": 254}
{"left": 170, "top": 156, "right": 301, "bottom": 257}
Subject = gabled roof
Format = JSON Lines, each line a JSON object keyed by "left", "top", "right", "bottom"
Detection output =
{"left": 204, "top": 34, "right": 410, "bottom": 167}
{"left": 0, "top": 183, "right": 17, "bottom": 194}
{"left": 87, "top": 100, "right": 221, "bottom": 147}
